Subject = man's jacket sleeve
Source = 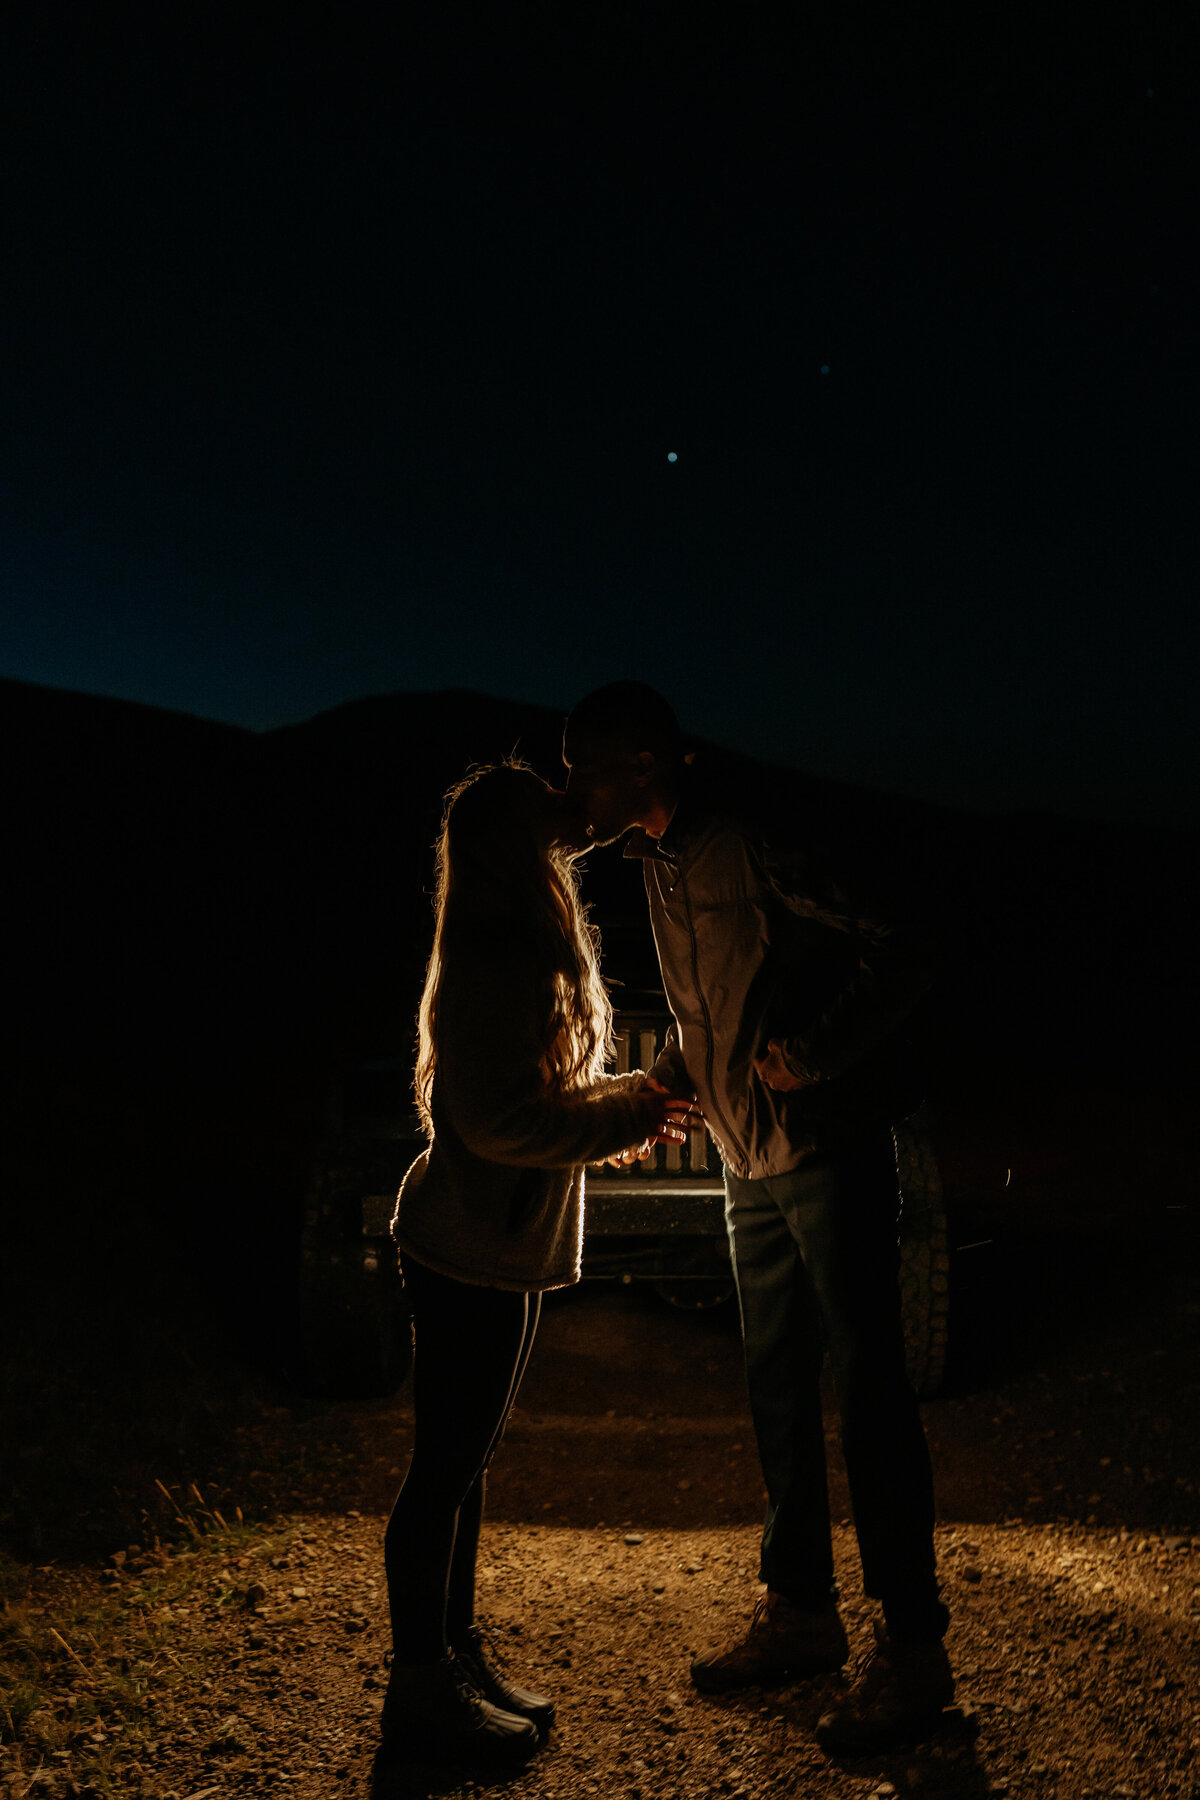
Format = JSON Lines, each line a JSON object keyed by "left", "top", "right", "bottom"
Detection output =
{"left": 761, "top": 837, "right": 939, "bottom": 1084}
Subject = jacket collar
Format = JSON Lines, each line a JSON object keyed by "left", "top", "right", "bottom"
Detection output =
{"left": 622, "top": 827, "right": 669, "bottom": 861}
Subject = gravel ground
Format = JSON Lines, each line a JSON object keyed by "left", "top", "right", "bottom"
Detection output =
{"left": 5, "top": 1198, "right": 1199, "bottom": 1800}
{"left": 9, "top": 1500, "right": 1197, "bottom": 1800}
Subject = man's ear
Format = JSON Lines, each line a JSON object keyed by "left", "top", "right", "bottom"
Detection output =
{"left": 632, "top": 750, "right": 656, "bottom": 787}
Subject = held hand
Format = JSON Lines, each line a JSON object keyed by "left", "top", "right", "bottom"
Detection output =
{"left": 606, "top": 1089, "right": 703, "bottom": 1166}
{"left": 650, "top": 1096, "right": 703, "bottom": 1145}
{"left": 642, "top": 1076, "right": 703, "bottom": 1144}
{"left": 605, "top": 1139, "right": 652, "bottom": 1168}
{"left": 752, "top": 1039, "right": 809, "bottom": 1092}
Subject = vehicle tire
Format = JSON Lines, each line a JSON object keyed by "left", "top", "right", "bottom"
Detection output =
{"left": 894, "top": 1119, "right": 950, "bottom": 1399}
{"left": 298, "top": 1149, "right": 414, "bottom": 1399}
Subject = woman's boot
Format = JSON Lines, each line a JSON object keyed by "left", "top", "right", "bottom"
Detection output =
{"left": 453, "top": 1623, "right": 556, "bottom": 1738}
{"left": 380, "top": 1650, "right": 539, "bottom": 1764}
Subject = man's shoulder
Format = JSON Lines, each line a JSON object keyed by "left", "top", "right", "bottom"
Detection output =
{"left": 684, "top": 753, "right": 941, "bottom": 912}
{"left": 684, "top": 749, "right": 813, "bottom": 852}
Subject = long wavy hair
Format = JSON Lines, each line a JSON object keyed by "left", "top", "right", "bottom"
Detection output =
{"left": 414, "top": 759, "right": 613, "bottom": 1136}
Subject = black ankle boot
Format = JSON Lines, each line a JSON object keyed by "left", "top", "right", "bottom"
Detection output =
{"left": 453, "top": 1624, "right": 556, "bottom": 1739}
{"left": 380, "top": 1649, "right": 539, "bottom": 1764}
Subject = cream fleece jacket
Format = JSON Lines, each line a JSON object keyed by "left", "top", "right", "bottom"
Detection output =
{"left": 391, "top": 926, "right": 657, "bottom": 1291}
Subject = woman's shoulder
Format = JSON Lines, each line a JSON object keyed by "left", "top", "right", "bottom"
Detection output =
{"left": 444, "top": 911, "right": 559, "bottom": 974}
{"left": 438, "top": 916, "right": 555, "bottom": 1016}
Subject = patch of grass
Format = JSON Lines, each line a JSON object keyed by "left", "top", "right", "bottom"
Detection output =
{"left": 1, "top": 1482, "right": 296, "bottom": 1798}
{"left": 0, "top": 1552, "right": 29, "bottom": 1606}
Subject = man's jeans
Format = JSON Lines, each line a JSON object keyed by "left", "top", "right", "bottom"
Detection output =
{"left": 725, "top": 1130, "right": 949, "bottom": 1643}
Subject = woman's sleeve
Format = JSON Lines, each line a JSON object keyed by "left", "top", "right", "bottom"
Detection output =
{"left": 438, "top": 953, "right": 655, "bottom": 1168}
{"left": 576, "top": 1069, "right": 645, "bottom": 1098}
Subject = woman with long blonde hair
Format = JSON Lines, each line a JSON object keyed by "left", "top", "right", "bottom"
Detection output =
{"left": 382, "top": 760, "right": 691, "bottom": 1769}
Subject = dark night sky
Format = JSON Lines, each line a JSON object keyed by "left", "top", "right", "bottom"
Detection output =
{"left": 3, "top": 3, "right": 1197, "bottom": 824}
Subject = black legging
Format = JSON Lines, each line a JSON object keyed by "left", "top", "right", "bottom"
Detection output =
{"left": 384, "top": 1254, "right": 542, "bottom": 1663}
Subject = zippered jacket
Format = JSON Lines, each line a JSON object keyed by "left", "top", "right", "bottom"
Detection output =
{"left": 625, "top": 754, "right": 942, "bottom": 1179}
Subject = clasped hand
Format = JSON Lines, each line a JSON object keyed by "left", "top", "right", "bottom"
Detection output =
{"left": 751, "top": 1038, "right": 809, "bottom": 1092}
{"left": 605, "top": 1076, "right": 703, "bottom": 1167}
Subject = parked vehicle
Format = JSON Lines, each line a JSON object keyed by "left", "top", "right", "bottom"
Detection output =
{"left": 298, "top": 1005, "right": 949, "bottom": 1400}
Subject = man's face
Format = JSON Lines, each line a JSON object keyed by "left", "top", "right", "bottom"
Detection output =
{"left": 562, "top": 731, "right": 653, "bottom": 847}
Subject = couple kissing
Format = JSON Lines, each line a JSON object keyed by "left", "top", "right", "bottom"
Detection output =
{"left": 379, "top": 681, "right": 954, "bottom": 1776}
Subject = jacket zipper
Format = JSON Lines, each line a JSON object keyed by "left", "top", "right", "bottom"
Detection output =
{"left": 675, "top": 859, "right": 745, "bottom": 1175}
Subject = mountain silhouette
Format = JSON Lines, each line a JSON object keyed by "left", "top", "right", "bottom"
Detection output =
{"left": 8, "top": 674, "right": 1194, "bottom": 1084}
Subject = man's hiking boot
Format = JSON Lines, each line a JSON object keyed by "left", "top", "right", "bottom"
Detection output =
{"left": 816, "top": 1621, "right": 955, "bottom": 1753}
{"left": 380, "top": 1650, "right": 539, "bottom": 1764}
{"left": 453, "top": 1623, "right": 556, "bottom": 1738}
{"left": 690, "top": 1592, "right": 848, "bottom": 1693}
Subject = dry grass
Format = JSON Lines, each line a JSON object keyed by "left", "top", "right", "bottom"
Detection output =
{"left": 0, "top": 1483, "right": 294, "bottom": 1800}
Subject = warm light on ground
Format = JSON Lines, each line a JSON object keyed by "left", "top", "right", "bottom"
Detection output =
{"left": 8, "top": 1513, "right": 1193, "bottom": 1796}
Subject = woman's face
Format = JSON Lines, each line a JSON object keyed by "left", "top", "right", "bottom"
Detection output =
{"left": 534, "top": 782, "right": 592, "bottom": 855}
{"left": 480, "top": 772, "right": 564, "bottom": 853}
{"left": 450, "top": 768, "right": 586, "bottom": 876}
